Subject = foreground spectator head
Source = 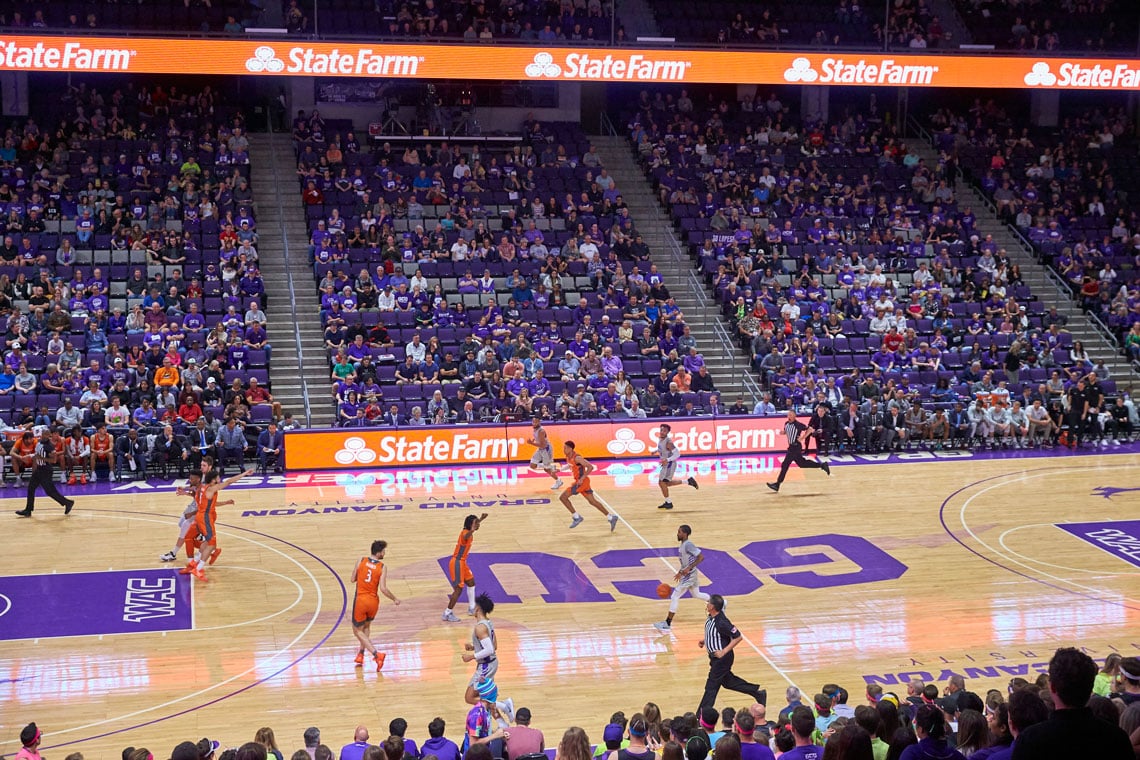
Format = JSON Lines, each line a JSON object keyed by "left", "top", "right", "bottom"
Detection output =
{"left": 172, "top": 742, "right": 199, "bottom": 760}
{"left": 1048, "top": 646, "right": 1097, "bottom": 708}
{"left": 558, "top": 728, "right": 591, "bottom": 760}
{"left": 235, "top": 745, "right": 267, "bottom": 760}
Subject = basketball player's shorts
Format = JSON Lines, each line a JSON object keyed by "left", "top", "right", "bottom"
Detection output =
{"left": 569, "top": 477, "right": 592, "bottom": 495}
{"left": 657, "top": 460, "right": 678, "bottom": 481}
{"left": 468, "top": 657, "right": 498, "bottom": 688}
{"left": 530, "top": 446, "right": 554, "bottom": 470}
{"left": 195, "top": 515, "right": 217, "bottom": 545}
{"left": 448, "top": 556, "right": 475, "bottom": 586}
{"left": 353, "top": 594, "right": 379, "bottom": 626}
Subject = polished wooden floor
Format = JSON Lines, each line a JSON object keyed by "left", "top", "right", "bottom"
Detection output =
{"left": 2, "top": 450, "right": 1139, "bottom": 758}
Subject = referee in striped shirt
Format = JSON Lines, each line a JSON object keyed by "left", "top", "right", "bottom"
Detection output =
{"left": 767, "top": 408, "right": 830, "bottom": 493}
{"left": 697, "top": 594, "right": 766, "bottom": 709}
{"left": 15, "top": 429, "right": 75, "bottom": 517}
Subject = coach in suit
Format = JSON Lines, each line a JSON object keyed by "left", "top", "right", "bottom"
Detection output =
{"left": 258, "top": 422, "right": 285, "bottom": 473}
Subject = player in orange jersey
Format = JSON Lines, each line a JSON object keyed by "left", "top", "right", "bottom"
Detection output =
{"left": 182, "top": 467, "right": 252, "bottom": 581}
{"left": 350, "top": 539, "right": 401, "bottom": 670}
{"left": 560, "top": 440, "right": 618, "bottom": 532}
{"left": 443, "top": 512, "right": 487, "bottom": 623}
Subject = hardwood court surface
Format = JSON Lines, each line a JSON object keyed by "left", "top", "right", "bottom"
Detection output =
{"left": 2, "top": 450, "right": 1139, "bottom": 758}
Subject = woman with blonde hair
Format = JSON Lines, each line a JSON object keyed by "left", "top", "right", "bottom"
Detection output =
{"left": 254, "top": 727, "right": 283, "bottom": 760}
{"left": 555, "top": 728, "right": 592, "bottom": 760}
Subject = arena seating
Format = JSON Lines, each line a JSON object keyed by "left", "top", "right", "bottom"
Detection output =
{"left": 948, "top": 0, "right": 1139, "bottom": 51}
{"left": 649, "top": 0, "right": 886, "bottom": 47}
{"left": 929, "top": 106, "right": 1140, "bottom": 364}
{"left": 624, "top": 90, "right": 1133, "bottom": 450}
{"left": 294, "top": 116, "right": 723, "bottom": 427}
{"left": 0, "top": 82, "right": 281, "bottom": 482}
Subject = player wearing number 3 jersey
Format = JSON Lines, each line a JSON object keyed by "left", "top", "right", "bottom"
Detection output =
{"left": 351, "top": 539, "right": 401, "bottom": 671}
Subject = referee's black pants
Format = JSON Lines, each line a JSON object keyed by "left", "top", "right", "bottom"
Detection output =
{"left": 774, "top": 442, "right": 823, "bottom": 485}
{"left": 26, "top": 466, "right": 70, "bottom": 513}
{"left": 699, "top": 650, "right": 762, "bottom": 709}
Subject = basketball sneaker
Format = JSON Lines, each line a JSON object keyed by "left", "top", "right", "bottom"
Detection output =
{"left": 179, "top": 559, "right": 199, "bottom": 575}
{"left": 608, "top": 514, "right": 619, "bottom": 532}
{"left": 687, "top": 477, "right": 699, "bottom": 489}
{"left": 160, "top": 551, "right": 178, "bottom": 562}
{"left": 192, "top": 566, "right": 208, "bottom": 582}
{"left": 374, "top": 652, "right": 386, "bottom": 671}
{"left": 653, "top": 621, "right": 671, "bottom": 632}
{"left": 442, "top": 611, "right": 461, "bottom": 623}
{"left": 68, "top": 474, "right": 76, "bottom": 485}
{"left": 821, "top": 462, "right": 831, "bottom": 476}
{"left": 766, "top": 482, "right": 779, "bottom": 492}
{"left": 208, "top": 547, "right": 222, "bottom": 565}
{"left": 569, "top": 514, "right": 584, "bottom": 529}
{"left": 501, "top": 697, "right": 515, "bottom": 723}
{"left": 657, "top": 502, "right": 673, "bottom": 510}
{"left": 80, "top": 474, "right": 87, "bottom": 484}
{"left": 551, "top": 479, "right": 563, "bottom": 490}
{"left": 354, "top": 651, "right": 365, "bottom": 666}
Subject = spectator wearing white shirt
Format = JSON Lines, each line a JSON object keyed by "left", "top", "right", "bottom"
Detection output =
{"left": 753, "top": 394, "right": 777, "bottom": 415}
{"left": 405, "top": 334, "right": 427, "bottom": 364}
{"left": 450, "top": 239, "right": 470, "bottom": 260}
{"left": 377, "top": 286, "right": 396, "bottom": 311}
{"left": 625, "top": 398, "right": 647, "bottom": 418}
{"left": 578, "top": 235, "right": 599, "bottom": 261}
{"left": 56, "top": 398, "right": 84, "bottom": 428}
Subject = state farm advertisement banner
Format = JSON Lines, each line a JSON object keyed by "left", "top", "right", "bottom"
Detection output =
{"left": 1, "top": 34, "right": 1139, "bottom": 89}
{"left": 285, "top": 417, "right": 794, "bottom": 470}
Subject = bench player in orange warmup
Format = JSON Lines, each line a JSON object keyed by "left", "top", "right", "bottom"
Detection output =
{"left": 350, "top": 539, "right": 401, "bottom": 670}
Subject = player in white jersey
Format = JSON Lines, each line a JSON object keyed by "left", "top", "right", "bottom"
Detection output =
{"left": 526, "top": 416, "right": 563, "bottom": 489}
{"left": 461, "top": 593, "right": 515, "bottom": 721}
{"left": 655, "top": 423, "right": 698, "bottom": 510}
{"left": 160, "top": 456, "right": 230, "bottom": 564}
{"left": 653, "top": 524, "right": 710, "bottom": 632}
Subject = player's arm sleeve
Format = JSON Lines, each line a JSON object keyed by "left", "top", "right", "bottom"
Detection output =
{"left": 472, "top": 628, "right": 495, "bottom": 661}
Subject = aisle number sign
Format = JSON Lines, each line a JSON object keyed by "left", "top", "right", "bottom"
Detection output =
{"left": 1, "top": 35, "right": 1140, "bottom": 89}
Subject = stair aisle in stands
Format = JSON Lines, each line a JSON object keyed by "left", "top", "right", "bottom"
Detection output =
{"left": 249, "top": 133, "right": 336, "bottom": 428}
{"left": 592, "top": 134, "right": 758, "bottom": 397}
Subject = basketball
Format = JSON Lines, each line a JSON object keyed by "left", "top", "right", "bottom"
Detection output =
{"left": 656, "top": 583, "right": 673, "bottom": 599}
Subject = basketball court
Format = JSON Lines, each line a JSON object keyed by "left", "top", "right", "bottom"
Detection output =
{"left": 2, "top": 446, "right": 1139, "bottom": 758}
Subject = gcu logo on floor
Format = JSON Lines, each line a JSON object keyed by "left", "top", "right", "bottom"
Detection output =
{"left": 440, "top": 533, "right": 908, "bottom": 603}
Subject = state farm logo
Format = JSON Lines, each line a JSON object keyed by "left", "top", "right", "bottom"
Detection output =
{"left": 334, "top": 436, "right": 377, "bottom": 465}
{"left": 606, "top": 427, "right": 647, "bottom": 455}
{"left": 523, "top": 51, "right": 690, "bottom": 81}
{"left": 336, "top": 472, "right": 377, "bottom": 497}
{"left": 1024, "top": 61, "right": 1056, "bottom": 86}
{"left": 1026, "top": 60, "right": 1140, "bottom": 88}
{"left": 783, "top": 56, "right": 938, "bottom": 85}
{"left": 525, "top": 51, "right": 561, "bottom": 78}
{"left": 246, "top": 45, "right": 284, "bottom": 73}
{"left": 784, "top": 57, "right": 819, "bottom": 83}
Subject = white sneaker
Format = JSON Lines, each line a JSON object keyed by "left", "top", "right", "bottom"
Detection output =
{"left": 550, "top": 479, "right": 564, "bottom": 490}
{"left": 502, "top": 697, "right": 516, "bottom": 723}
{"left": 442, "top": 611, "right": 461, "bottom": 623}
{"left": 468, "top": 607, "right": 477, "bottom": 617}
{"left": 608, "top": 514, "right": 619, "bottom": 532}
{"left": 569, "top": 514, "right": 584, "bottom": 529}
{"left": 653, "top": 621, "right": 671, "bottom": 632}
{"left": 160, "top": 551, "right": 177, "bottom": 562}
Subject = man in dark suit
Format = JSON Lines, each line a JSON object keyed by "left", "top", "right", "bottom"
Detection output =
{"left": 114, "top": 429, "right": 148, "bottom": 481}
{"left": 455, "top": 400, "right": 478, "bottom": 423}
{"left": 887, "top": 406, "right": 908, "bottom": 451}
{"left": 153, "top": 424, "right": 187, "bottom": 478}
{"left": 949, "top": 402, "right": 971, "bottom": 447}
{"left": 839, "top": 400, "right": 864, "bottom": 451}
{"left": 382, "top": 404, "right": 403, "bottom": 427}
{"left": 257, "top": 422, "right": 285, "bottom": 473}
{"left": 1011, "top": 647, "right": 1132, "bottom": 760}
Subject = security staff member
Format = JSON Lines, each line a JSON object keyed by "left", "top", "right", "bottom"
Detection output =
{"left": 15, "top": 429, "right": 76, "bottom": 517}
{"left": 767, "top": 408, "right": 830, "bottom": 493}
{"left": 697, "top": 594, "right": 766, "bottom": 709}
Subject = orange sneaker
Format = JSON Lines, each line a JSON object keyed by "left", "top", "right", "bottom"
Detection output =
{"left": 208, "top": 547, "right": 222, "bottom": 565}
{"left": 179, "top": 559, "right": 199, "bottom": 575}
{"left": 80, "top": 474, "right": 87, "bottom": 485}
{"left": 193, "top": 567, "right": 208, "bottom": 582}
{"left": 68, "top": 474, "right": 76, "bottom": 485}
{"left": 354, "top": 651, "right": 365, "bottom": 666}
{"left": 374, "top": 652, "right": 386, "bottom": 671}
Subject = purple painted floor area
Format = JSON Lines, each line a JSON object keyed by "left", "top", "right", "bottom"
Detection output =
{"left": 1057, "top": 520, "right": 1140, "bottom": 569}
{"left": 0, "top": 569, "right": 192, "bottom": 640}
